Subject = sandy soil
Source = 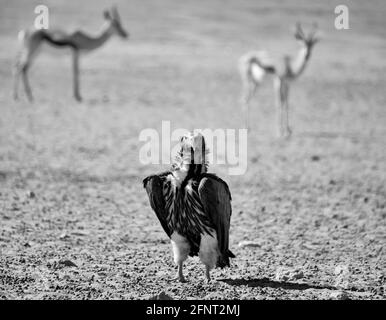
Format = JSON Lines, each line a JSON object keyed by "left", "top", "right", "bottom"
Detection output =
{"left": 0, "top": 0, "right": 385, "bottom": 299}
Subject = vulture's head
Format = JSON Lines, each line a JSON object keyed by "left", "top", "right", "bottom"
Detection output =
{"left": 174, "top": 132, "right": 208, "bottom": 173}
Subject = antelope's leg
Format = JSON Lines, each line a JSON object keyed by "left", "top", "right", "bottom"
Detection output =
{"left": 282, "top": 82, "right": 291, "bottom": 137}
{"left": 17, "top": 33, "right": 44, "bottom": 103}
{"left": 274, "top": 77, "right": 283, "bottom": 137}
{"left": 241, "top": 80, "right": 257, "bottom": 130}
{"left": 283, "top": 100, "right": 291, "bottom": 137}
{"left": 13, "top": 63, "right": 21, "bottom": 101}
{"left": 21, "top": 65, "right": 33, "bottom": 102}
{"left": 72, "top": 49, "right": 82, "bottom": 102}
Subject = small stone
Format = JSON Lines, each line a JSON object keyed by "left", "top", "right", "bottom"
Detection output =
{"left": 59, "top": 232, "right": 69, "bottom": 240}
{"left": 334, "top": 265, "right": 351, "bottom": 289}
{"left": 311, "top": 155, "right": 321, "bottom": 161}
{"left": 59, "top": 259, "right": 77, "bottom": 267}
{"left": 238, "top": 240, "right": 261, "bottom": 248}
{"left": 292, "top": 270, "right": 304, "bottom": 280}
{"left": 62, "top": 274, "right": 71, "bottom": 281}
{"left": 275, "top": 267, "right": 304, "bottom": 282}
{"left": 275, "top": 273, "right": 289, "bottom": 282}
{"left": 329, "top": 291, "right": 350, "bottom": 300}
{"left": 334, "top": 265, "right": 350, "bottom": 275}
{"left": 27, "top": 191, "right": 36, "bottom": 199}
{"left": 149, "top": 291, "right": 173, "bottom": 300}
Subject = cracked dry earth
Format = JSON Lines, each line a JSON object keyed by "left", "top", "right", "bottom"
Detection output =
{"left": 0, "top": 0, "right": 385, "bottom": 299}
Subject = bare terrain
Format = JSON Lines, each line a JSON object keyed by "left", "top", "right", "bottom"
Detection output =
{"left": 0, "top": 0, "right": 385, "bottom": 299}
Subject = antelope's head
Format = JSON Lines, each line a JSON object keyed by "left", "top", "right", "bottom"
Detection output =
{"left": 294, "top": 22, "right": 320, "bottom": 50}
{"left": 104, "top": 6, "right": 129, "bottom": 39}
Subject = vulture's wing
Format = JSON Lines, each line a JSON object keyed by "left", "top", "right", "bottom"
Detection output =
{"left": 198, "top": 174, "right": 235, "bottom": 267}
{"left": 143, "top": 173, "right": 172, "bottom": 238}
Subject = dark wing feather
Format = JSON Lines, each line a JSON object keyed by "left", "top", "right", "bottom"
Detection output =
{"left": 198, "top": 174, "right": 235, "bottom": 267}
{"left": 143, "top": 173, "right": 172, "bottom": 238}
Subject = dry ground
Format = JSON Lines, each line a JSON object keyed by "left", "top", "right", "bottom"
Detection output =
{"left": 0, "top": 0, "right": 385, "bottom": 299}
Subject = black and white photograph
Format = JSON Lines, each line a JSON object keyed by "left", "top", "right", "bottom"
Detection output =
{"left": 0, "top": 0, "right": 385, "bottom": 306}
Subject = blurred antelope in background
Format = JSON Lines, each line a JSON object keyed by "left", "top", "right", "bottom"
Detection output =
{"left": 239, "top": 23, "right": 320, "bottom": 137}
{"left": 13, "top": 6, "right": 128, "bottom": 102}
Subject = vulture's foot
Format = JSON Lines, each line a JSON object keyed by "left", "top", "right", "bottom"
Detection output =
{"left": 173, "top": 274, "right": 187, "bottom": 283}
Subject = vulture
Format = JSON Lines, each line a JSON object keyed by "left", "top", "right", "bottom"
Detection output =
{"left": 143, "top": 132, "right": 235, "bottom": 282}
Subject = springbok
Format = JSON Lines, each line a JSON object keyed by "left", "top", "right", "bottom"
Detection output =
{"left": 239, "top": 23, "right": 319, "bottom": 137}
{"left": 13, "top": 6, "right": 128, "bottom": 102}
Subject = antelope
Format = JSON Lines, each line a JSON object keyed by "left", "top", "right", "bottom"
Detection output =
{"left": 13, "top": 6, "right": 128, "bottom": 102}
{"left": 239, "top": 23, "right": 320, "bottom": 137}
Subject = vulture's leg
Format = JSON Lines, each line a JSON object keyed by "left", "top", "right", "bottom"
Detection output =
{"left": 274, "top": 77, "right": 283, "bottom": 137}
{"left": 176, "top": 261, "right": 186, "bottom": 283}
{"left": 13, "top": 61, "right": 21, "bottom": 100}
{"left": 205, "top": 265, "right": 211, "bottom": 283}
{"left": 171, "top": 233, "right": 190, "bottom": 283}
{"left": 199, "top": 232, "right": 218, "bottom": 283}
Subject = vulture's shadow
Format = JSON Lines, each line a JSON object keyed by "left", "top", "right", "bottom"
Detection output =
{"left": 219, "top": 277, "right": 335, "bottom": 291}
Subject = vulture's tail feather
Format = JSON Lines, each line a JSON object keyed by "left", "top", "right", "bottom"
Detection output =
{"left": 227, "top": 249, "right": 236, "bottom": 258}
{"left": 217, "top": 250, "right": 236, "bottom": 268}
